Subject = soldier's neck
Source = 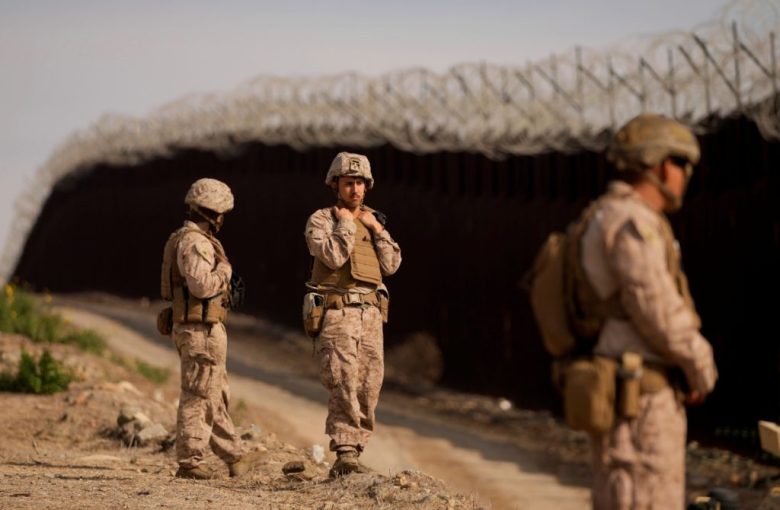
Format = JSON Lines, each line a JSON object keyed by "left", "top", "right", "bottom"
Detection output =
{"left": 193, "top": 220, "right": 213, "bottom": 235}
{"left": 337, "top": 200, "right": 362, "bottom": 217}
{"left": 633, "top": 181, "right": 666, "bottom": 213}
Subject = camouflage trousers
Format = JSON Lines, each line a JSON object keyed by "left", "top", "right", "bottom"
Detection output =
{"left": 591, "top": 386, "right": 686, "bottom": 510}
{"left": 318, "top": 305, "right": 384, "bottom": 452}
{"left": 173, "top": 322, "right": 244, "bottom": 469}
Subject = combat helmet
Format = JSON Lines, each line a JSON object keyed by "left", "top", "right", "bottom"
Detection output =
{"left": 607, "top": 113, "right": 699, "bottom": 172}
{"left": 607, "top": 113, "right": 699, "bottom": 210}
{"left": 185, "top": 178, "right": 234, "bottom": 214}
{"left": 325, "top": 152, "right": 374, "bottom": 189}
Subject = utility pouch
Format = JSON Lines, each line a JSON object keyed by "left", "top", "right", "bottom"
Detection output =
{"left": 203, "top": 296, "right": 227, "bottom": 324}
{"left": 618, "top": 352, "right": 642, "bottom": 419}
{"left": 186, "top": 298, "right": 204, "bottom": 323}
{"left": 156, "top": 306, "right": 173, "bottom": 336}
{"left": 563, "top": 356, "right": 616, "bottom": 436}
{"left": 377, "top": 286, "right": 390, "bottom": 323}
{"left": 172, "top": 287, "right": 187, "bottom": 323}
{"left": 302, "top": 292, "right": 325, "bottom": 338}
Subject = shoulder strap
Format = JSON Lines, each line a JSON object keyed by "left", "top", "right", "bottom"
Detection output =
{"left": 564, "top": 196, "right": 627, "bottom": 346}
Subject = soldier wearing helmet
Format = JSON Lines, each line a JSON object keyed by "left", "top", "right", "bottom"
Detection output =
{"left": 576, "top": 114, "right": 717, "bottom": 509}
{"left": 160, "top": 178, "right": 247, "bottom": 479}
{"left": 303, "top": 152, "right": 402, "bottom": 476}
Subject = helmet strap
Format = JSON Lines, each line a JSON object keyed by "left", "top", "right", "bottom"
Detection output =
{"left": 191, "top": 206, "right": 222, "bottom": 233}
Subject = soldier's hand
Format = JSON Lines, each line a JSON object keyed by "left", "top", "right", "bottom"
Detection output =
{"left": 685, "top": 391, "right": 705, "bottom": 406}
{"left": 358, "top": 211, "right": 384, "bottom": 233}
{"left": 333, "top": 206, "right": 353, "bottom": 222}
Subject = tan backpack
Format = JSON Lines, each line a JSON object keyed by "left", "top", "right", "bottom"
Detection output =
{"left": 527, "top": 200, "right": 624, "bottom": 358}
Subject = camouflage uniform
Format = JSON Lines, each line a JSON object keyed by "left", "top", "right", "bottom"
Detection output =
{"left": 580, "top": 116, "right": 717, "bottom": 509}
{"left": 172, "top": 222, "right": 244, "bottom": 469}
{"left": 306, "top": 208, "right": 401, "bottom": 452}
{"left": 305, "top": 153, "right": 402, "bottom": 459}
{"left": 162, "top": 178, "right": 245, "bottom": 476}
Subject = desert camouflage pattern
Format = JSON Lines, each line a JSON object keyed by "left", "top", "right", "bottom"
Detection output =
{"left": 172, "top": 221, "right": 243, "bottom": 468}
{"left": 324, "top": 152, "right": 374, "bottom": 189}
{"left": 591, "top": 386, "right": 686, "bottom": 509}
{"left": 305, "top": 209, "right": 401, "bottom": 293}
{"left": 176, "top": 221, "right": 231, "bottom": 299}
{"left": 318, "top": 306, "right": 384, "bottom": 450}
{"left": 184, "top": 178, "right": 235, "bottom": 214}
{"left": 581, "top": 182, "right": 717, "bottom": 392}
{"left": 305, "top": 210, "right": 401, "bottom": 452}
{"left": 581, "top": 181, "right": 717, "bottom": 509}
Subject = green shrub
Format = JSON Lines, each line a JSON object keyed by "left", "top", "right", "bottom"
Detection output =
{"left": 62, "top": 330, "right": 106, "bottom": 354}
{"left": 0, "top": 349, "right": 73, "bottom": 394}
{"left": 0, "top": 285, "right": 106, "bottom": 354}
{"left": 135, "top": 359, "right": 170, "bottom": 384}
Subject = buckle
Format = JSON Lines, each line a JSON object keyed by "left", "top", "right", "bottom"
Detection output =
{"left": 343, "top": 293, "right": 362, "bottom": 305}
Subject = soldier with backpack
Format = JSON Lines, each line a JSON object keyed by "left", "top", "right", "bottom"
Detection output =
{"left": 530, "top": 114, "right": 718, "bottom": 509}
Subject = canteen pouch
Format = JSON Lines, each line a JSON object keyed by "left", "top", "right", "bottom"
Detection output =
{"left": 618, "top": 352, "right": 642, "bottom": 419}
{"left": 302, "top": 292, "right": 325, "bottom": 338}
{"left": 563, "top": 356, "right": 616, "bottom": 436}
{"left": 156, "top": 306, "right": 173, "bottom": 337}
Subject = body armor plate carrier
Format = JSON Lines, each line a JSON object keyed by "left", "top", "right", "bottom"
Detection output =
{"left": 161, "top": 226, "right": 228, "bottom": 324}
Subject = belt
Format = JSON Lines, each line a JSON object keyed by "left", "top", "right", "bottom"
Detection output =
{"left": 324, "top": 291, "right": 379, "bottom": 309}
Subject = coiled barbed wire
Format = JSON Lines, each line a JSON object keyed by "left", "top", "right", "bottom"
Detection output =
{"left": 1, "top": 0, "right": 778, "bottom": 284}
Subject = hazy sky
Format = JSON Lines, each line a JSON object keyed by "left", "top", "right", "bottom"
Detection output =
{"left": 0, "top": 0, "right": 734, "bottom": 259}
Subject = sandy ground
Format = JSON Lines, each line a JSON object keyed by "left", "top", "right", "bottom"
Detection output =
{"left": 2, "top": 295, "right": 775, "bottom": 509}
{"left": 0, "top": 333, "right": 477, "bottom": 509}
{"left": 52, "top": 298, "right": 592, "bottom": 510}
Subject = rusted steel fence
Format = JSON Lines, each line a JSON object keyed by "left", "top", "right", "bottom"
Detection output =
{"left": 14, "top": 114, "right": 779, "bottom": 448}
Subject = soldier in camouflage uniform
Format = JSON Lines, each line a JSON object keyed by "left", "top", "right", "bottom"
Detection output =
{"left": 304, "top": 152, "right": 402, "bottom": 476}
{"left": 161, "top": 178, "right": 247, "bottom": 480}
{"left": 581, "top": 114, "right": 718, "bottom": 509}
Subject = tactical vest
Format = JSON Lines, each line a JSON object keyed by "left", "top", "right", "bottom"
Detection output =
{"left": 160, "top": 226, "right": 228, "bottom": 324}
{"left": 310, "top": 214, "right": 382, "bottom": 289}
{"left": 658, "top": 215, "right": 701, "bottom": 328}
{"left": 568, "top": 192, "right": 699, "bottom": 343}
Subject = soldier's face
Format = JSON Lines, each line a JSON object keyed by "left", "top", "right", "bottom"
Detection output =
{"left": 337, "top": 177, "right": 365, "bottom": 208}
{"left": 664, "top": 158, "right": 689, "bottom": 199}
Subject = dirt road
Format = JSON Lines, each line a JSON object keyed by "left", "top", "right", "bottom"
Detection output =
{"left": 55, "top": 297, "right": 591, "bottom": 510}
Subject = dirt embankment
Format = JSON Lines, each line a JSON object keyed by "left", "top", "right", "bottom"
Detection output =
{"left": 3, "top": 295, "right": 778, "bottom": 510}
{"left": 0, "top": 333, "right": 477, "bottom": 509}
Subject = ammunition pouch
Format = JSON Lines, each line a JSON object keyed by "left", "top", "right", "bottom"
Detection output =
{"left": 172, "top": 286, "right": 227, "bottom": 325}
{"left": 563, "top": 356, "right": 616, "bottom": 436}
{"left": 302, "top": 292, "right": 325, "bottom": 338}
{"left": 156, "top": 306, "right": 173, "bottom": 337}
{"left": 561, "top": 353, "right": 675, "bottom": 435}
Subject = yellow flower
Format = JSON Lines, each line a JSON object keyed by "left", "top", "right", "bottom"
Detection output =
{"left": 3, "top": 284, "right": 14, "bottom": 303}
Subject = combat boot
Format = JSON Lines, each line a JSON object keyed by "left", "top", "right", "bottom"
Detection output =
{"left": 329, "top": 450, "right": 361, "bottom": 478}
{"left": 227, "top": 457, "right": 249, "bottom": 478}
{"left": 175, "top": 465, "right": 214, "bottom": 480}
